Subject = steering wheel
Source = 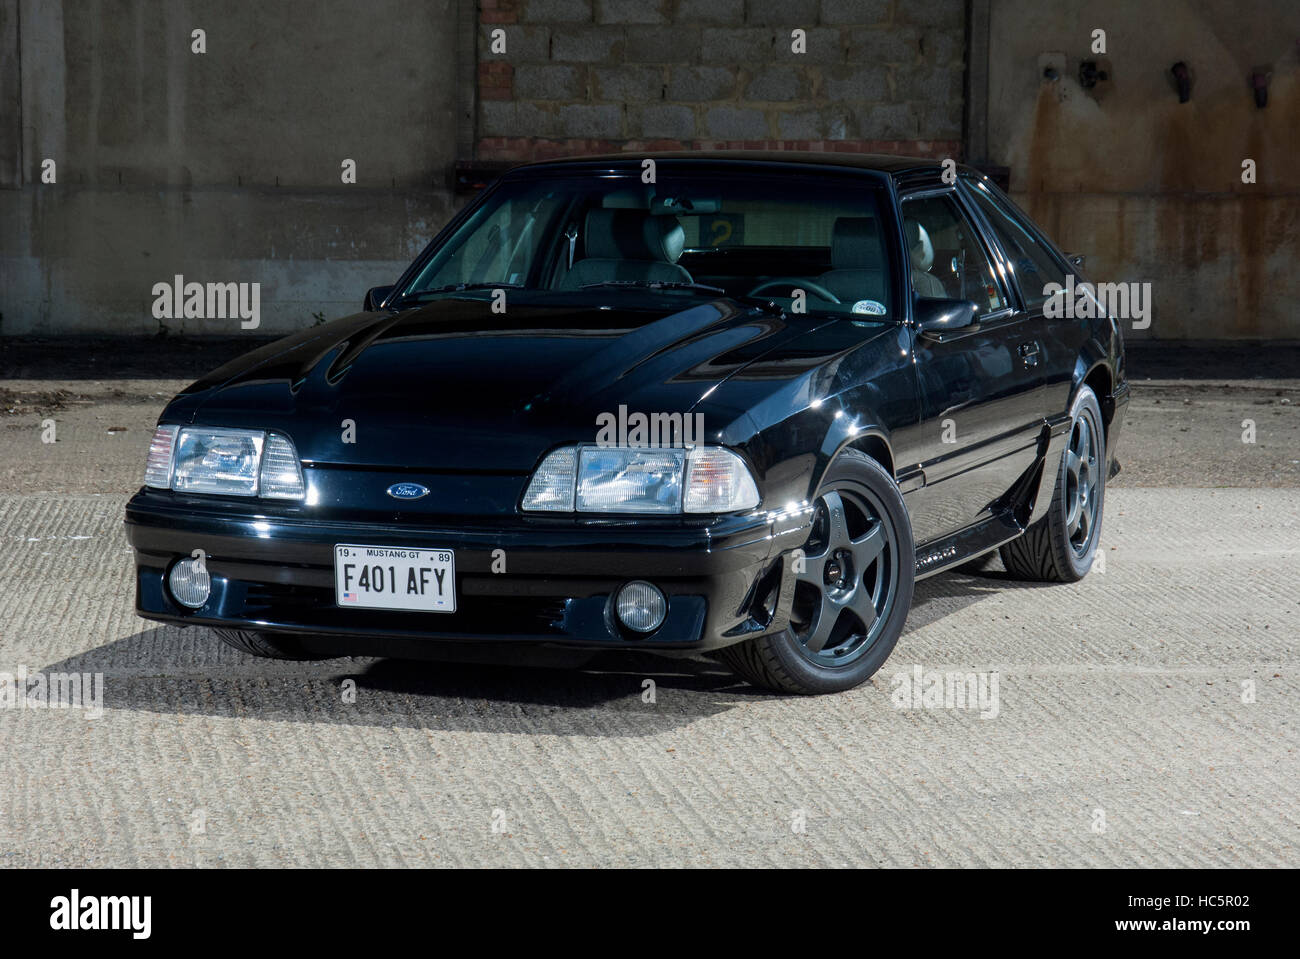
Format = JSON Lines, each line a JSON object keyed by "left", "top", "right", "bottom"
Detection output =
{"left": 747, "top": 278, "right": 842, "bottom": 304}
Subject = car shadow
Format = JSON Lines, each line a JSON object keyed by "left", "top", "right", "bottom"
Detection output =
{"left": 41, "top": 624, "right": 769, "bottom": 735}
{"left": 44, "top": 566, "right": 1034, "bottom": 733}
{"left": 903, "top": 562, "right": 1054, "bottom": 634}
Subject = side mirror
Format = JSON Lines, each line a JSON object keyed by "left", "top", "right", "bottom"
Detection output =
{"left": 364, "top": 285, "right": 394, "bottom": 311}
{"left": 914, "top": 297, "right": 981, "bottom": 342}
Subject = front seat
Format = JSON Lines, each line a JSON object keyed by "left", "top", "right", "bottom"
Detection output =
{"left": 818, "top": 217, "right": 887, "bottom": 303}
{"left": 904, "top": 218, "right": 947, "bottom": 298}
{"left": 559, "top": 209, "right": 693, "bottom": 289}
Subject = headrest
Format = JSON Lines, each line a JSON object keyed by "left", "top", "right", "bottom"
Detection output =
{"left": 904, "top": 218, "right": 935, "bottom": 272}
{"left": 583, "top": 209, "right": 685, "bottom": 263}
{"left": 831, "top": 217, "right": 883, "bottom": 270}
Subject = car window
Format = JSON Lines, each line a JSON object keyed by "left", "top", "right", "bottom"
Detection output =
{"left": 420, "top": 190, "right": 566, "bottom": 289}
{"left": 677, "top": 199, "right": 839, "bottom": 249}
{"left": 964, "top": 179, "right": 1068, "bottom": 310}
{"left": 898, "top": 193, "right": 1007, "bottom": 316}
{"left": 400, "top": 173, "right": 898, "bottom": 317}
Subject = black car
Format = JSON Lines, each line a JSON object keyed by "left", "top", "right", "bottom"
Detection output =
{"left": 125, "top": 153, "right": 1129, "bottom": 695}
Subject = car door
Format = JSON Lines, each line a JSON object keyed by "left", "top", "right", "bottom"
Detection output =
{"left": 898, "top": 186, "right": 1047, "bottom": 545}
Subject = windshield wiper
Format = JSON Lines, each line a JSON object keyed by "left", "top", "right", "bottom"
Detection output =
{"left": 394, "top": 282, "right": 524, "bottom": 306}
{"left": 578, "top": 280, "right": 789, "bottom": 316}
{"left": 578, "top": 280, "right": 727, "bottom": 294}
{"left": 731, "top": 295, "right": 788, "bottom": 318}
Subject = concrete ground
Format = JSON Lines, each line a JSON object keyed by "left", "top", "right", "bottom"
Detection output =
{"left": 0, "top": 339, "right": 1296, "bottom": 867}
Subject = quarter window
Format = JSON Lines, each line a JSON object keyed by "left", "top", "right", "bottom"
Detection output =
{"left": 965, "top": 180, "right": 1068, "bottom": 310}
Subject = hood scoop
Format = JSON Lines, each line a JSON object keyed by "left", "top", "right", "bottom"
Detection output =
{"left": 324, "top": 311, "right": 409, "bottom": 384}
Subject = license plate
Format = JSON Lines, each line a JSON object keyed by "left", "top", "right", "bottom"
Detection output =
{"left": 334, "top": 545, "right": 456, "bottom": 612}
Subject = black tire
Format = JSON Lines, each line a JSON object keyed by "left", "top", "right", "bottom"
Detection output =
{"left": 1000, "top": 385, "right": 1106, "bottom": 583}
{"left": 212, "top": 628, "right": 322, "bottom": 660}
{"left": 717, "top": 449, "right": 915, "bottom": 695}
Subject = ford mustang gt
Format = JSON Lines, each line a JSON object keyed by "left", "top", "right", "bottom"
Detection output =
{"left": 125, "top": 153, "right": 1129, "bottom": 694}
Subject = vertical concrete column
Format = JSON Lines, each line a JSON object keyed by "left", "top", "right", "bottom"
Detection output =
{"left": 964, "top": 0, "right": 990, "bottom": 165}
{"left": 0, "top": 0, "right": 20, "bottom": 187}
{"left": 16, "top": 0, "right": 68, "bottom": 188}
{"left": 456, "top": 0, "right": 478, "bottom": 163}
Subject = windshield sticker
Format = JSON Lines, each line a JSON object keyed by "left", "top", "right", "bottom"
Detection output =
{"left": 851, "top": 299, "right": 887, "bottom": 315}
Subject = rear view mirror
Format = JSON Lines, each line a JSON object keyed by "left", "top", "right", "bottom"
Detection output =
{"left": 364, "top": 285, "right": 394, "bottom": 311}
{"left": 914, "top": 297, "right": 980, "bottom": 342}
{"left": 651, "top": 195, "right": 721, "bottom": 215}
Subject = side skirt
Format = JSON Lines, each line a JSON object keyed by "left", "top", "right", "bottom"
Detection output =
{"left": 911, "top": 419, "right": 1064, "bottom": 581}
{"left": 913, "top": 510, "right": 1024, "bottom": 580}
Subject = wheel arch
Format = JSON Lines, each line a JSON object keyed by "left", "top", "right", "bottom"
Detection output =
{"left": 1070, "top": 309, "right": 1125, "bottom": 444}
{"left": 821, "top": 419, "right": 896, "bottom": 485}
{"left": 844, "top": 432, "right": 895, "bottom": 477}
{"left": 1074, "top": 358, "right": 1116, "bottom": 441}
{"left": 797, "top": 390, "right": 900, "bottom": 506}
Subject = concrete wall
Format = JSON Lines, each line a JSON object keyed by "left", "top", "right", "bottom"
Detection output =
{"left": 3, "top": 0, "right": 968, "bottom": 336}
{"left": 476, "top": 0, "right": 966, "bottom": 160}
{"left": 6, "top": 0, "right": 1294, "bottom": 340}
{"left": 1, "top": 0, "right": 466, "bottom": 335}
{"left": 986, "top": 0, "right": 1300, "bottom": 339}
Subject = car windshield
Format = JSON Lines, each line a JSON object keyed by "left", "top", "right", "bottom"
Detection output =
{"left": 398, "top": 171, "right": 898, "bottom": 317}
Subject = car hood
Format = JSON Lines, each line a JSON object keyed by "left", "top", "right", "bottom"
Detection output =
{"left": 172, "top": 297, "right": 836, "bottom": 471}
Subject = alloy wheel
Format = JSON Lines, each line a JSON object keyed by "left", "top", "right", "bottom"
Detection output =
{"left": 1064, "top": 409, "right": 1101, "bottom": 556}
{"left": 790, "top": 486, "right": 898, "bottom": 667}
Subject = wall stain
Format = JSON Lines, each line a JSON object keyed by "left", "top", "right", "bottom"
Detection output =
{"left": 1018, "top": 55, "right": 1300, "bottom": 338}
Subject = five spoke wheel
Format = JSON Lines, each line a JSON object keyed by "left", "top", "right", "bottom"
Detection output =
{"left": 715, "top": 448, "right": 915, "bottom": 694}
{"left": 1063, "top": 413, "right": 1099, "bottom": 556}
{"left": 791, "top": 487, "right": 897, "bottom": 666}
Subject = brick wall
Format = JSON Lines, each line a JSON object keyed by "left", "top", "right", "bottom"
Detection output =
{"left": 476, "top": 0, "right": 966, "bottom": 162}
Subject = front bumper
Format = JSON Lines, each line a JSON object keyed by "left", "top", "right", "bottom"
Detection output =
{"left": 125, "top": 491, "right": 812, "bottom": 652}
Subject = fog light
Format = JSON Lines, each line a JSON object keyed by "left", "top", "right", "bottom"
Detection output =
{"left": 615, "top": 581, "right": 666, "bottom": 633}
{"left": 168, "top": 557, "right": 211, "bottom": 609}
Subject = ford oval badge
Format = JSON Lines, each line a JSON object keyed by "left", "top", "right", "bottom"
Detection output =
{"left": 387, "top": 482, "right": 430, "bottom": 500}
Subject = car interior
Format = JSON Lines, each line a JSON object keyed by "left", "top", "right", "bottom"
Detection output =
{"left": 556, "top": 208, "right": 693, "bottom": 289}
{"left": 549, "top": 188, "right": 895, "bottom": 314}
{"left": 898, "top": 196, "right": 1006, "bottom": 313}
{"left": 415, "top": 178, "right": 900, "bottom": 316}
{"left": 904, "top": 218, "right": 948, "bottom": 298}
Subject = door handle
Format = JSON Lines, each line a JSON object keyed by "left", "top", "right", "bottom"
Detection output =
{"left": 1018, "top": 341, "right": 1040, "bottom": 366}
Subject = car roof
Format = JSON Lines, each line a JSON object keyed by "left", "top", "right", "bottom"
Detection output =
{"left": 504, "top": 151, "right": 973, "bottom": 180}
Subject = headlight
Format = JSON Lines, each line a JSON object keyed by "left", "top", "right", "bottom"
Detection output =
{"left": 522, "top": 445, "right": 760, "bottom": 514}
{"left": 173, "top": 428, "right": 263, "bottom": 495}
{"left": 577, "top": 447, "right": 685, "bottom": 513}
{"left": 145, "top": 426, "right": 305, "bottom": 500}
